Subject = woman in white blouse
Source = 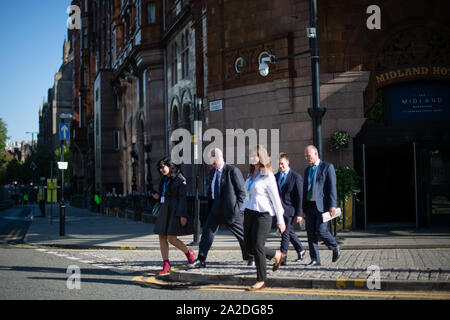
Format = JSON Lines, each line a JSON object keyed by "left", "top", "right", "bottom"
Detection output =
{"left": 242, "top": 144, "right": 286, "bottom": 291}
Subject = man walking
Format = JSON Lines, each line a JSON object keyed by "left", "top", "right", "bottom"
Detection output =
{"left": 275, "top": 153, "right": 306, "bottom": 265}
{"left": 189, "top": 148, "right": 254, "bottom": 268}
{"left": 301, "top": 145, "right": 340, "bottom": 266}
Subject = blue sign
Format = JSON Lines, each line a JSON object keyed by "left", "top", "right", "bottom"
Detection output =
{"left": 60, "top": 123, "right": 70, "bottom": 140}
{"left": 391, "top": 82, "right": 450, "bottom": 123}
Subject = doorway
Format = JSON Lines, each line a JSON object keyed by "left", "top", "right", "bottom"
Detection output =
{"left": 365, "top": 144, "right": 416, "bottom": 226}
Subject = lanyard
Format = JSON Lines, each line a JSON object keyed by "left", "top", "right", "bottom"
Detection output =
{"left": 308, "top": 165, "right": 318, "bottom": 189}
{"left": 162, "top": 178, "right": 170, "bottom": 196}
{"left": 247, "top": 171, "right": 260, "bottom": 192}
{"left": 278, "top": 171, "right": 288, "bottom": 188}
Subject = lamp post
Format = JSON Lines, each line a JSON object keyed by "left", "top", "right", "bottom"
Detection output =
{"left": 183, "top": 95, "right": 202, "bottom": 245}
{"left": 25, "top": 131, "right": 38, "bottom": 152}
{"left": 258, "top": 0, "right": 326, "bottom": 157}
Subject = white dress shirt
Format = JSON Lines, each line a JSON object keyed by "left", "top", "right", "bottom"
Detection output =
{"left": 242, "top": 170, "right": 285, "bottom": 226}
{"left": 211, "top": 162, "right": 225, "bottom": 200}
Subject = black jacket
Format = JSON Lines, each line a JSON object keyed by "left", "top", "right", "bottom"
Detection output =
{"left": 275, "top": 169, "right": 303, "bottom": 218}
{"left": 207, "top": 163, "right": 246, "bottom": 224}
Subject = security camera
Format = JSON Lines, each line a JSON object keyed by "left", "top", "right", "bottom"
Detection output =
{"left": 258, "top": 56, "right": 274, "bottom": 77}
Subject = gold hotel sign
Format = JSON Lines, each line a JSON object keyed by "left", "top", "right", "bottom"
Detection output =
{"left": 376, "top": 66, "right": 450, "bottom": 87}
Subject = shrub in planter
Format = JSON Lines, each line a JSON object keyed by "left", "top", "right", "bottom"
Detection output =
{"left": 335, "top": 167, "right": 361, "bottom": 230}
{"left": 329, "top": 130, "right": 350, "bottom": 151}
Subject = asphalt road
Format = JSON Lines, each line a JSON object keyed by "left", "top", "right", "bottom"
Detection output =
{"left": 1, "top": 245, "right": 449, "bottom": 301}
{"left": 0, "top": 206, "right": 34, "bottom": 244}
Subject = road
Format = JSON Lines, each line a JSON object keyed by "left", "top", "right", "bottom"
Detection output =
{"left": 1, "top": 244, "right": 449, "bottom": 301}
{"left": 0, "top": 206, "right": 34, "bottom": 244}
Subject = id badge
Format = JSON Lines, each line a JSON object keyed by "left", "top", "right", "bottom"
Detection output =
{"left": 160, "top": 196, "right": 165, "bottom": 204}
{"left": 245, "top": 193, "right": 250, "bottom": 201}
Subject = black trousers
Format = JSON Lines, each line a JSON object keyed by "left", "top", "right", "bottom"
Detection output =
{"left": 244, "top": 209, "right": 276, "bottom": 282}
{"left": 280, "top": 215, "right": 304, "bottom": 256}
{"left": 198, "top": 212, "right": 251, "bottom": 261}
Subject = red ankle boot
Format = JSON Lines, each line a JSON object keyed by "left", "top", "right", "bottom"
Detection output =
{"left": 159, "top": 260, "right": 171, "bottom": 275}
{"left": 186, "top": 249, "right": 195, "bottom": 264}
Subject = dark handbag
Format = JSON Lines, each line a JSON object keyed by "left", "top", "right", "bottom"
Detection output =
{"left": 151, "top": 202, "right": 162, "bottom": 216}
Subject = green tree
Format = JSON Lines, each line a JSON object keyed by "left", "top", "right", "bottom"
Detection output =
{"left": 0, "top": 117, "right": 8, "bottom": 153}
{"left": 23, "top": 143, "right": 57, "bottom": 184}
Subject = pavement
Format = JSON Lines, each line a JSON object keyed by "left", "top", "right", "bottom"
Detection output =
{"left": 12, "top": 204, "right": 450, "bottom": 292}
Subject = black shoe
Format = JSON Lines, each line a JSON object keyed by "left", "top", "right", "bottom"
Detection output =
{"left": 296, "top": 250, "right": 306, "bottom": 262}
{"left": 188, "top": 259, "right": 206, "bottom": 269}
{"left": 332, "top": 246, "right": 341, "bottom": 263}
{"left": 247, "top": 256, "right": 255, "bottom": 267}
{"left": 307, "top": 260, "right": 321, "bottom": 266}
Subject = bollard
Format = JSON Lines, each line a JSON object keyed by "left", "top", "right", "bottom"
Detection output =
{"left": 59, "top": 202, "right": 66, "bottom": 236}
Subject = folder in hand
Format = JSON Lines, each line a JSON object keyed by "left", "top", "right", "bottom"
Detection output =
{"left": 322, "top": 208, "right": 342, "bottom": 222}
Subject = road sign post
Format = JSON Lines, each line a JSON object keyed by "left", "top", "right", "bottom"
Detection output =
{"left": 59, "top": 114, "right": 72, "bottom": 236}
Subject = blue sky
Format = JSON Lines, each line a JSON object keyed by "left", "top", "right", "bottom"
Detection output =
{"left": 0, "top": 0, "right": 72, "bottom": 144}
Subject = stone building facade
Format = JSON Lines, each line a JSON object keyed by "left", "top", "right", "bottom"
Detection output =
{"left": 67, "top": 0, "right": 449, "bottom": 228}
{"left": 192, "top": 0, "right": 450, "bottom": 228}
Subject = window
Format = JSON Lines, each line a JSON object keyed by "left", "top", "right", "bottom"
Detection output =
{"left": 235, "top": 57, "right": 244, "bottom": 73}
{"left": 83, "top": 66, "right": 87, "bottom": 86}
{"left": 181, "top": 32, "right": 189, "bottom": 79}
{"left": 136, "top": 0, "right": 141, "bottom": 26}
{"left": 114, "top": 131, "right": 120, "bottom": 151}
{"left": 83, "top": 28, "right": 88, "bottom": 49}
{"left": 147, "top": 3, "right": 156, "bottom": 24}
{"left": 112, "top": 27, "right": 117, "bottom": 65}
{"left": 171, "top": 43, "right": 178, "bottom": 86}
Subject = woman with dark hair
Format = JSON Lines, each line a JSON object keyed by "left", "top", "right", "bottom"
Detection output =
{"left": 152, "top": 157, "right": 195, "bottom": 275}
{"left": 242, "top": 145, "right": 286, "bottom": 291}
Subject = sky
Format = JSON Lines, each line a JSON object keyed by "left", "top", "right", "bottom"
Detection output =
{"left": 0, "top": 0, "right": 72, "bottom": 144}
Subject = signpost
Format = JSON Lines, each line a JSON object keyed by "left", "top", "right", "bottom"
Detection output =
{"left": 60, "top": 123, "right": 70, "bottom": 141}
{"left": 59, "top": 114, "right": 72, "bottom": 236}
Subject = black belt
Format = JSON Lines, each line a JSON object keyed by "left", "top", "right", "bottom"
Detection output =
{"left": 244, "top": 208, "right": 269, "bottom": 215}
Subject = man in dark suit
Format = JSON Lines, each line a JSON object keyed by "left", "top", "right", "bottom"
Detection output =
{"left": 275, "top": 153, "right": 306, "bottom": 265}
{"left": 188, "top": 148, "right": 254, "bottom": 268}
{"left": 301, "top": 145, "right": 340, "bottom": 266}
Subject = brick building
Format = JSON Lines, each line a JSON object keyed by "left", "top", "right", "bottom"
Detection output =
{"left": 38, "top": 35, "right": 74, "bottom": 154}
{"left": 192, "top": 0, "right": 450, "bottom": 228}
{"left": 69, "top": 0, "right": 450, "bottom": 228}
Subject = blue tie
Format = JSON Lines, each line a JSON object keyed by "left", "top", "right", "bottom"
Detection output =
{"left": 214, "top": 169, "right": 221, "bottom": 201}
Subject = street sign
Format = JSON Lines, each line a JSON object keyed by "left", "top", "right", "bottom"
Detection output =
{"left": 60, "top": 123, "right": 70, "bottom": 140}
{"left": 30, "top": 161, "right": 37, "bottom": 171}
{"left": 57, "top": 162, "right": 68, "bottom": 170}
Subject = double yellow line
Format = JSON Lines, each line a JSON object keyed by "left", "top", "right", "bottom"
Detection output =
{"left": 3, "top": 228, "right": 23, "bottom": 243}
{"left": 131, "top": 270, "right": 450, "bottom": 300}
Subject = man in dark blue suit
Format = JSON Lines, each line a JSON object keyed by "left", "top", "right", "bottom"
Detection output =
{"left": 301, "top": 145, "right": 340, "bottom": 266}
{"left": 188, "top": 148, "right": 254, "bottom": 268}
{"left": 275, "top": 153, "right": 306, "bottom": 265}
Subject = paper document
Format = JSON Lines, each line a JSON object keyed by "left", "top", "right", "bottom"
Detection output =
{"left": 322, "top": 208, "right": 342, "bottom": 222}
